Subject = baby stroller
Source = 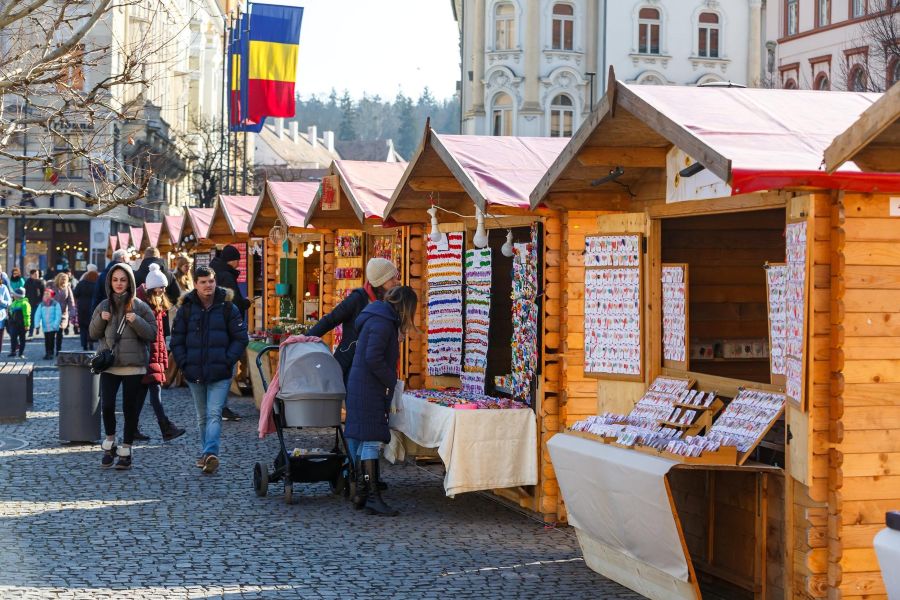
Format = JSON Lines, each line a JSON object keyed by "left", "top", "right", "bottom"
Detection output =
{"left": 253, "top": 341, "right": 352, "bottom": 504}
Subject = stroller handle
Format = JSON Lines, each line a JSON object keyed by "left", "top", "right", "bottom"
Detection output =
{"left": 255, "top": 345, "right": 280, "bottom": 393}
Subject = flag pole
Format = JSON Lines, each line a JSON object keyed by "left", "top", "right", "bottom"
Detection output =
{"left": 220, "top": 14, "right": 229, "bottom": 204}
{"left": 241, "top": 8, "right": 250, "bottom": 195}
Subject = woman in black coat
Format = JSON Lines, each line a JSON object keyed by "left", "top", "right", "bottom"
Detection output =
{"left": 345, "top": 285, "right": 417, "bottom": 517}
{"left": 73, "top": 269, "right": 99, "bottom": 350}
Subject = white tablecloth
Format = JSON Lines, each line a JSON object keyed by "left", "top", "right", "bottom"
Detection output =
{"left": 386, "top": 392, "right": 538, "bottom": 497}
{"left": 547, "top": 433, "right": 688, "bottom": 582}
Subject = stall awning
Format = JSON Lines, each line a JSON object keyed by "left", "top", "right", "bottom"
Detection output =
{"left": 163, "top": 214, "right": 184, "bottom": 247}
{"left": 117, "top": 232, "right": 130, "bottom": 250}
{"left": 129, "top": 226, "right": 143, "bottom": 250}
{"left": 824, "top": 80, "right": 900, "bottom": 173}
{"left": 334, "top": 160, "right": 407, "bottom": 220}
{"left": 219, "top": 195, "right": 258, "bottom": 236}
{"left": 187, "top": 207, "right": 214, "bottom": 242}
{"left": 143, "top": 222, "right": 162, "bottom": 249}
{"left": 108, "top": 235, "right": 118, "bottom": 251}
{"left": 267, "top": 181, "right": 319, "bottom": 230}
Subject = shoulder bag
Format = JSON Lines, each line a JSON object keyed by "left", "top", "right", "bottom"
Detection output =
{"left": 90, "top": 316, "right": 127, "bottom": 374}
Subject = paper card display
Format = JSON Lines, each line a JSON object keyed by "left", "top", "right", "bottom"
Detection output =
{"left": 705, "top": 388, "right": 785, "bottom": 454}
{"left": 461, "top": 248, "right": 491, "bottom": 394}
{"left": 426, "top": 232, "right": 464, "bottom": 376}
{"left": 584, "top": 235, "right": 640, "bottom": 267}
{"left": 766, "top": 264, "right": 787, "bottom": 376}
{"left": 662, "top": 265, "right": 687, "bottom": 363}
{"left": 584, "top": 267, "right": 641, "bottom": 376}
{"left": 784, "top": 222, "right": 807, "bottom": 404}
{"left": 510, "top": 225, "right": 539, "bottom": 402}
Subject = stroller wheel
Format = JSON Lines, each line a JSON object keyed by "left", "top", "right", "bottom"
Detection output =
{"left": 253, "top": 462, "right": 269, "bottom": 497}
{"left": 284, "top": 481, "right": 294, "bottom": 505}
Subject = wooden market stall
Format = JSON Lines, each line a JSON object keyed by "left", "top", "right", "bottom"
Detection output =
{"left": 206, "top": 194, "right": 260, "bottom": 298}
{"left": 106, "top": 234, "right": 118, "bottom": 259}
{"left": 530, "top": 73, "right": 900, "bottom": 600}
{"left": 382, "top": 130, "right": 568, "bottom": 518}
{"left": 142, "top": 222, "right": 162, "bottom": 253}
{"left": 303, "top": 160, "right": 408, "bottom": 350}
{"left": 181, "top": 207, "right": 215, "bottom": 264}
{"left": 129, "top": 226, "right": 144, "bottom": 254}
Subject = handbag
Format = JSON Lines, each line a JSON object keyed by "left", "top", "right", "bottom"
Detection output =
{"left": 90, "top": 316, "right": 127, "bottom": 374}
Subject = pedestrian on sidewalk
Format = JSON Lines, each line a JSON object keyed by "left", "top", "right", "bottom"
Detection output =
{"left": 91, "top": 249, "right": 126, "bottom": 313}
{"left": 164, "top": 256, "right": 192, "bottom": 388}
{"left": 50, "top": 272, "right": 76, "bottom": 353}
{"left": 6, "top": 288, "right": 30, "bottom": 357}
{"left": 136, "top": 264, "right": 185, "bottom": 442}
{"left": 0, "top": 277, "right": 10, "bottom": 354}
{"left": 33, "top": 289, "right": 62, "bottom": 360}
{"left": 74, "top": 266, "right": 98, "bottom": 351}
{"left": 346, "top": 285, "right": 417, "bottom": 517}
{"left": 24, "top": 270, "right": 44, "bottom": 339}
{"left": 89, "top": 263, "right": 156, "bottom": 470}
{"left": 7, "top": 268, "right": 25, "bottom": 295}
{"left": 170, "top": 266, "right": 248, "bottom": 474}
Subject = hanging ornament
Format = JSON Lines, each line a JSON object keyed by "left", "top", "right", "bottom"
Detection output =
{"left": 268, "top": 219, "right": 286, "bottom": 245}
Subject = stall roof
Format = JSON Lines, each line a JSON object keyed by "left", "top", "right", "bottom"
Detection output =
{"left": 824, "top": 80, "right": 900, "bottom": 173}
{"left": 143, "top": 222, "right": 162, "bottom": 250}
{"left": 305, "top": 160, "right": 407, "bottom": 227}
{"left": 117, "top": 232, "right": 130, "bottom": 250}
{"left": 387, "top": 130, "right": 568, "bottom": 218}
{"left": 209, "top": 195, "right": 258, "bottom": 239}
{"left": 129, "top": 226, "right": 144, "bottom": 251}
{"left": 162, "top": 214, "right": 184, "bottom": 247}
{"left": 249, "top": 181, "right": 319, "bottom": 235}
{"left": 109, "top": 235, "right": 118, "bottom": 251}
{"left": 184, "top": 207, "right": 214, "bottom": 242}
{"left": 531, "top": 75, "right": 898, "bottom": 209}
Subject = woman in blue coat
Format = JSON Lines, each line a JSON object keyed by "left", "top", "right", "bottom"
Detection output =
{"left": 345, "top": 285, "right": 417, "bottom": 516}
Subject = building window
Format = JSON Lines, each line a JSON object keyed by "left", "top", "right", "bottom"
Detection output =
{"left": 491, "top": 92, "right": 513, "bottom": 136}
{"left": 783, "top": 78, "right": 798, "bottom": 89}
{"left": 549, "top": 94, "right": 574, "bottom": 137}
{"left": 816, "top": 0, "right": 831, "bottom": 27}
{"left": 814, "top": 73, "right": 831, "bottom": 90}
{"left": 638, "top": 8, "right": 661, "bottom": 55}
{"left": 698, "top": 12, "right": 720, "bottom": 58}
{"left": 551, "top": 3, "right": 574, "bottom": 51}
{"left": 850, "top": 0, "right": 866, "bottom": 17}
{"left": 494, "top": 3, "right": 516, "bottom": 50}
{"left": 848, "top": 65, "right": 866, "bottom": 91}
{"left": 53, "top": 134, "right": 85, "bottom": 179}
{"left": 889, "top": 58, "right": 900, "bottom": 87}
{"left": 786, "top": 0, "right": 799, "bottom": 36}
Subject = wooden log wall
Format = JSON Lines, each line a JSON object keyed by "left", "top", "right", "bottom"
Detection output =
{"left": 407, "top": 225, "right": 427, "bottom": 390}
{"left": 318, "top": 232, "right": 336, "bottom": 347}
{"left": 264, "top": 239, "right": 279, "bottom": 328}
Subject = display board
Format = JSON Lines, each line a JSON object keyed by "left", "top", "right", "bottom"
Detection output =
{"left": 461, "top": 248, "right": 491, "bottom": 394}
{"left": 366, "top": 229, "right": 404, "bottom": 275}
{"left": 704, "top": 387, "right": 786, "bottom": 465}
{"left": 510, "top": 224, "right": 539, "bottom": 402}
{"left": 426, "top": 231, "right": 464, "bottom": 376}
{"left": 584, "top": 234, "right": 643, "bottom": 380}
{"left": 765, "top": 263, "right": 787, "bottom": 385}
{"left": 784, "top": 221, "right": 808, "bottom": 408}
{"left": 193, "top": 252, "right": 211, "bottom": 269}
{"left": 662, "top": 264, "right": 688, "bottom": 370}
{"left": 334, "top": 229, "right": 363, "bottom": 304}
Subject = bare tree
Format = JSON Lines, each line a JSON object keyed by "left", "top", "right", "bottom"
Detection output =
{"left": 189, "top": 115, "right": 223, "bottom": 208}
{"left": 0, "top": 0, "right": 184, "bottom": 217}
{"left": 839, "top": 0, "right": 900, "bottom": 92}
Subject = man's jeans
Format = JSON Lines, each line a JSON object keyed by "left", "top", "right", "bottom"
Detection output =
{"left": 187, "top": 379, "right": 230, "bottom": 456}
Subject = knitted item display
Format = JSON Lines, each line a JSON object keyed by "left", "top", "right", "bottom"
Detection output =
{"left": 461, "top": 248, "right": 492, "bottom": 394}
{"left": 509, "top": 225, "right": 538, "bottom": 403}
{"left": 426, "top": 232, "right": 464, "bottom": 376}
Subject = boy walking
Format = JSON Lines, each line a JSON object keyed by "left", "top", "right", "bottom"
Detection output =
{"left": 7, "top": 288, "right": 30, "bottom": 357}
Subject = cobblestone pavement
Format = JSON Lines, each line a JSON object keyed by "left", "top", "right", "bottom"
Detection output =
{"left": 0, "top": 333, "right": 645, "bottom": 599}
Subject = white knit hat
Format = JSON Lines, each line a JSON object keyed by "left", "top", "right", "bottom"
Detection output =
{"left": 366, "top": 258, "right": 398, "bottom": 288}
{"left": 145, "top": 263, "right": 168, "bottom": 290}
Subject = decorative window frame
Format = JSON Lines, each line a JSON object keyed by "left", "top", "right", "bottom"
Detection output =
{"left": 543, "top": 0, "right": 582, "bottom": 54}
{"left": 488, "top": 0, "right": 522, "bottom": 53}
{"left": 631, "top": 2, "right": 668, "bottom": 57}
{"left": 547, "top": 92, "right": 576, "bottom": 137}
{"left": 815, "top": 0, "right": 832, "bottom": 28}
{"left": 809, "top": 54, "right": 832, "bottom": 90}
{"left": 784, "top": 0, "right": 799, "bottom": 37}
{"left": 633, "top": 69, "right": 671, "bottom": 85}
{"left": 483, "top": 65, "right": 522, "bottom": 135}
{"left": 540, "top": 66, "right": 585, "bottom": 134}
{"left": 696, "top": 73, "right": 725, "bottom": 85}
{"left": 691, "top": 4, "right": 727, "bottom": 60}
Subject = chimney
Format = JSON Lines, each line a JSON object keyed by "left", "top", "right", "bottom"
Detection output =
{"left": 276, "top": 117, "right": 285, "bottom": 138}
{"left": 324, "top": 130, "right": 335, "bottom": 153}
{"left": 290, "top": 121, "right": 299, "bottom": 143}
{"left": 307, "top": 125, "right": 318, "bottom": 149}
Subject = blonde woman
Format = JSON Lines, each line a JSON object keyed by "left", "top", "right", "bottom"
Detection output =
{"left": 50, "top": 272, "right": 76, "bottom": 353}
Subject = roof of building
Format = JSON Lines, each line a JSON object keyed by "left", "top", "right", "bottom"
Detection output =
{"left": 256, "top": 121, "right": 339, "bottom": 169}
{"left": 129, "top": 226, "right": 144, "bottom": 250}
{"left": 218, "top": 195, "right": 258, "bottom": 235}
{"left": 163, "top": 214, "right": 184, "bottom": 246}
{"left": 825, "top": 80, "right": 900, "bottom": 173}
{"left": 117, "top": 232, "right": 130, "bottom": 250}
{"left": 144, "top": 222, "right": 162, "bottom": 249}
{"left": 334, "top": 139, "right": 403, "bottom": 162}
{"left": 186, "top": 207, "right": 214, "bottom": 241}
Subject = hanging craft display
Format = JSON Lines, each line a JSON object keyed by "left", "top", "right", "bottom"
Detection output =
{"left": 662, "top": 264, "right": 687, "bottom": 363}
{"left": 462, "top": 248, "right": 492, "bottom": 394}
{"left": 426, "top": 231, "right": 464, "bottom": 376}
{"left": 335, "top": 234, "right": 362, "bottom": 257}
{"left": 784, "top": 222, "right": 808, "bottom": 405}
{"left": 766, "top": 264, "right": 788, "bottom": 377}
{"left": 406, "top": 388, "right": 528, "bottom": 410}
{"left": 584, "top": 234, "right": 642, "bottom": 377}
{"left": 510, "top": 225, "right": 539, "bottom": 403}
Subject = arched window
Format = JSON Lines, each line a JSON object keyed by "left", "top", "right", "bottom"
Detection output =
{"left": 494, "top": 3, "right": 516, "bottom": 50}
{"left": 698, "top": 12, "right": 720, "bottom": 58}
{"left": 549, "top": 93, "right": 574, "bottom": 137}
{"left": 551, "top": 4, "right": 574, "bottom": 51}
{"left": 492, "top": 92, "right": 513, "bottom": 136}
{"left": 814, "top": 73, "right": 830, "bottom": 90}
{"left": 639, "top": 73, "right": 666, "bottom": 85}
{"left": 783, "top": 78, "right": 798, "bottom": 89}
{"left": 848, "top": 66, "right": 866, "bottom": 91}
{"left": 888, "top": 58, "right": 900, "bottom": 87}
{"left": 638, "top": 8, "right": 661, "bottom": 55}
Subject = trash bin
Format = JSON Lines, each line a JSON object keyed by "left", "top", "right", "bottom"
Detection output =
{"left": 57, "top": 351, "right": 101, "bottom": 442}
{"left": 875, "top": 511, "right": 900, "bottom": 599}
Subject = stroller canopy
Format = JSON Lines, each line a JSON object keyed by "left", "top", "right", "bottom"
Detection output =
{"left": 277, "top": 341, "right": 346, "bottom": 401}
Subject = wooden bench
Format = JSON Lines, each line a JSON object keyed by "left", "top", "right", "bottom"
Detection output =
{"left": 0, "top": 362, "right": 34, "bottom": 423}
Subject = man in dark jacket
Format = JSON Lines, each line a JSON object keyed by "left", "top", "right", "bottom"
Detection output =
{"left": 91, "top": 249, "right": 126, "bottom": 313}
{"left": 170, "top": 265, "right": 248, "bottom": 474}
{"left": 134, "top": 247, "right": 181, "bottom": 304}
{"left": 24, "top": 269, "right": 45, "bottom": 338}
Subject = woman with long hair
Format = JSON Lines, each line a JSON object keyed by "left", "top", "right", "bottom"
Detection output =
{"left": 345, "top": 285, "right": 418, "bottom": 517}
{"left": 74, "top": 266, "right": 99, "bottom": 351}
{"left": 89, "top": 263, "right": 156, "bottom": 469}
{"left": 50, "top": 272, "right": 76, "bottom": 353}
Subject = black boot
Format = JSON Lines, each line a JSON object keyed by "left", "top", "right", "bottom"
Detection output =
{"left": 351, "top": 461, "right": 369, "bottom": 510}
{"left": 159, "top": 419, "right": 186, "bottom": 442}
{"left": 362, "top": 460, "right": 398, "bottom": 516}
{"left": 374, "top": 459, "right": 388, "bottom": 491}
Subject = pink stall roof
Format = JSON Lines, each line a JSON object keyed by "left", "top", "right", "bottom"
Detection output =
{"left": 433, "top": 133, "right": 569, "bottom": 209}
{"left": 164, "top": 214, "right": 184, "bottom": 245}
{"left": 188, "top": 207, "right": 214, "bottom": 240}
{"left": 267, "top": 181, "right": 319, "bottom": 229}
{"left": 117, "top": 232, "right": 130, "bottom": 250}
{"left": 333, "top": 160, "right": 408, "bottom": 221}
{"left": 219, "top": 195, "right": 258, "bottom": 235}
{"left": 109, "top": 235, "right": 118, "bottom": 251}
{"left": 623, "top": 84, "right": 896, "bottom": 194}
{"left": 129, "top": 226, "right": 144, "bottom": 250}
{"left": 144, "top": 222, "right": 162, "bottom": 249}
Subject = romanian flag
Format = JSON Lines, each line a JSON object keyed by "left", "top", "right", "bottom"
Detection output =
{"left": 245, "top": 3, "right": 303, "bottom": 123}
{"left": 228, "top": 15, "right": 264, "bottom": 132}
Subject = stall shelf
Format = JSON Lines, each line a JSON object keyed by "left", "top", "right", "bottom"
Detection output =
{"left": 529, "top": 70, "right": 900, "bottom": 599}
{"left": 383, "top": 128, "right": 567, "bottom": 520}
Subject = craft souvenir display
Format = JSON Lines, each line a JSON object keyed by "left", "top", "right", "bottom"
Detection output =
{"left": 406, "top": 388, "right": 528, "bottom": 410}
{"left": 335, "top": 234, "right": 362, "bottom": 257}
{"left": 461, "top": 248, "right": 492, "bottom": 394}
{"left": 584, "top": 235, "right": 640, "bottom": 267}
{"left": 662, "top": 265, "right": 687, "bottom": 363}
{"left": 334, "top": 267, "right": 363, "bottom": 280}
{"left": 766, "top": 264, "right": 788, "bottom": 376}
{"left": 584, "top": 267, "right": 641, "bottom": 375}
{"left": 426, "top": 232, "right": 464, "bottom": 376}
{"left": 509, "top": 225, "right": 539, "bottom": 402}
{"left": 784, "top": 222, "right": 807, "bottom": 404}
{"left": 705, "top": 388, "right": 785, "bottom": 453}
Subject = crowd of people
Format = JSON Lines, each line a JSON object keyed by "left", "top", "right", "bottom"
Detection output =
{"left": 0, "top": 246, "right": 419, "bottom": 517}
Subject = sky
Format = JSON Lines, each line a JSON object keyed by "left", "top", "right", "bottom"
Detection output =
{"left": 282, "top": 0, "right": 462, "bottom": 101}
